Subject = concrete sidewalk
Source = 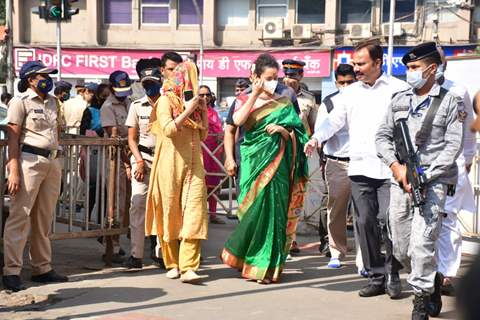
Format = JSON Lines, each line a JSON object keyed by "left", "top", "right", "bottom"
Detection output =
{"left": 0, "top": 219, "right": 464, "bottom": 320}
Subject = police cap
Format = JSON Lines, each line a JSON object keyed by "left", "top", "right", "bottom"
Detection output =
{"left": 282, "top": 59, "right": 305, "bottom": 76}
{"left": 109, "top": 70, "right": 132, "bottom": 97}
{"left": 402, "top": 42, "right": 441, "bottom": 65}
{"left": 19, "top": 60, "right": 58, "bottom": 79}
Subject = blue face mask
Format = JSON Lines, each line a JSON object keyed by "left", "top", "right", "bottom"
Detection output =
{"left": 37, "top": 77, "right": 53, "bottom": 94}
{"left": 143, "top": 82, "right": 161, "bottom": 98}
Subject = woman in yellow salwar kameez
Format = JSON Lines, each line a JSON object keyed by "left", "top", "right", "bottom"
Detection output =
{"left": 145, "top": 56, "right": 209, "bottom": 284}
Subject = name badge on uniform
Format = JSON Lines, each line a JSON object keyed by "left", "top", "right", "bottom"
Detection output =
{"left": 140, "top": 116, "right": 150, "bottom": 120}
{"left": 33, "top": 109, "right": 44, "bottom": 114}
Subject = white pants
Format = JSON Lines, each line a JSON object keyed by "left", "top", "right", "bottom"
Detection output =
{"left": 437, "top": 166, "right": 475, "bottom": 277}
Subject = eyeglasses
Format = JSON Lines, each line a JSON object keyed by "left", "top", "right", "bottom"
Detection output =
{"left": 199, "top": 93, "right": 211, "bottom": 97}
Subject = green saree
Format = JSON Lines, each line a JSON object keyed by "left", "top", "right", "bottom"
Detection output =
{"left": 221, "top": 95, "right": 309, "bottom": 282}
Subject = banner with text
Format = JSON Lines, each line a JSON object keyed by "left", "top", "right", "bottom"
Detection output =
{"left": 14, "top": 47, "right": 331, "bottom": 78}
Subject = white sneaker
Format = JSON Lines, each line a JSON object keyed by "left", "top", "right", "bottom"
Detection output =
{"left": 180, "top": 270, "right": 206, "bottom": 284}
{"left": 166, "top": 268, "right": 180, "bottom": 279}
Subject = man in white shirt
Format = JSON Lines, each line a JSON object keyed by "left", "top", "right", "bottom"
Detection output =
{"left": 315, "top": 64, "right": 356, "bottom": 269}
{"left": 305, "top": 40, "right": 409, "bottom": 298}
{"left": 435, "top": 48, "right": 476, "bottom": 296}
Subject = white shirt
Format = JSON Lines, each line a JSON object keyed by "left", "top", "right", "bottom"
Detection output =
{"left": 312, "top": 74, "right": 410, "bottom": 180}
{"left": 441, "top": 78, "right": 476, "bottom": 167}
{"left": 315, "top": 91, "right": 350, "bottom": 158}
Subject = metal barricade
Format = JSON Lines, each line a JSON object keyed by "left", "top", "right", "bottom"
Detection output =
{"left": 200, "top": 132, "right": 236, "bottom": 217}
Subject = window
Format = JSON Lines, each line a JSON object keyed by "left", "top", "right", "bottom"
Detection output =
{"left": 340, "top": 0, "right": 372, "bottom": 24}
{"left": 141, "top": 0, "right": 170, "bottom": 24}
{"left": 297, "top": 0, "right": 325, "bottom": 24}
{"left": 179, "top": 0, "right": 203, "bottom": 25}
{"left": 382, "top": 0, "right": 415, "bottom": 23}
{"left": 104, "top": 0, "right": 132, "bottom": 24}
{"left": 218, "top": 0, "right": 249, "bottom": 26}
{"left": 257, "top": 0, "right": 288, "bottom": 24}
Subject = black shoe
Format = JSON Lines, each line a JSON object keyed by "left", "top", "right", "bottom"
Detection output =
{"left": 2, "top": 275, "right": 26, "bottom": 292}
{"left": 118, "top": 248, "right": 126, "bottom": 256}
{"left": 31, "top": 270, "right": 68, "bottom": 283}
{"left": 412, "top": 293, "right": 430, "bottom": 320}
{"left": 358, "top": 283, "right": 385, "bottom": 297}
{"left": 102, "top": 253, "right": 125, "bottom": 264}
{"left": 386, "top": 273, "right": 402, "bottom": 299}
{"left": 290, "top": 241, "right": 301, "bottom": 254}
{"left": 428, "top": 272, "right": 443, "bottom": 317}
{"left": 318, "top": 239, "right": 329, "bottom": 253}
{"left": 122, "top": 256, "right": 143, "bottom": 269}
{"left": 152, "top": 256, "right": 166, "bottom": 269}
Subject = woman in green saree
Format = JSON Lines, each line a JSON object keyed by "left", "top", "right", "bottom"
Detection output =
{"left": 221, "top": 53, "right": 309, "bottom": 284}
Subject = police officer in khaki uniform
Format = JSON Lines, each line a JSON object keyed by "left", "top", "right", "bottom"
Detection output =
{"left": 123, "top": 59, "right": 164, "bottom": 269}
{"left": 101, "top": 70, "right": 132, "bottom": 262}
{"left": 3, "top": 61, "right": 68, "bottom": 292}
{"left": 282, "top": 59, "right": 324, "bottom": 255}
{"left": 376, "top": 42, "right": 464, "bottom": 320}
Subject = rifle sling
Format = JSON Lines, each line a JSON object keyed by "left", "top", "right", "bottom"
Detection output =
{"left": 414, "top": 87, "right": 448, "bottom": 147}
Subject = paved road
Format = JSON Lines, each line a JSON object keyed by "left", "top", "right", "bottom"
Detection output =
{"left": 0, "top": 220, "right": 461, "bottom": 320}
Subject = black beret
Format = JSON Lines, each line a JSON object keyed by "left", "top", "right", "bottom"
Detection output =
{"left": 402, "top": 42, "right": 441, "bottom": 65}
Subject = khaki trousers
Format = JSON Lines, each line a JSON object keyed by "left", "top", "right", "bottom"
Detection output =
{"left": 129, "top": 155, "right": 151, "bottom": 259}
{"left": 325, "top": 158, "right": 351, "bottom": 259}
{"left": 161, "top": 239, "right": 201, "bottom": 273}
{"left": 3, "top": 153, "right": 61, "bottom": 276}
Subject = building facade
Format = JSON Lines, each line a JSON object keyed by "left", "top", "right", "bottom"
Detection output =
{"left": 9, "top": 0, "right": 480, "bottom": 101}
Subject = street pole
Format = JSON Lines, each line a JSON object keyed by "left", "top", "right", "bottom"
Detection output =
{"left": 386, "top": 0, "right": 395, "bottom": 77}
{"left": 56, "top": 19, "right": 61, "bottom": 81}
{"left": 6, "top": 0, "right": 14, "bottom": 93}
{"left": 192, "top": 0, "right": 203, "bottom": 85}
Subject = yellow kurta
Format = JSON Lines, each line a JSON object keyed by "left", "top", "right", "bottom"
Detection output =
{"left": 146, "top": 95, "right": 208, "bottom": 242}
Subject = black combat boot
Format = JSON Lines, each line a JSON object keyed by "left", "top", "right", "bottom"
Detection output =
{"left": 412, "top": 293, "right": 430, "bottom": 320}
{"left": 428, "top": 272, "right": 444, "bottom": 317}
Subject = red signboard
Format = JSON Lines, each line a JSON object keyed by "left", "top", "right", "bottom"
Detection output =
{"left": 14, "top": 47, "right": 331, "bottom": 78}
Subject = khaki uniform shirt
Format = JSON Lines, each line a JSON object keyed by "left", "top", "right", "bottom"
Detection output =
{"left": 63, "top": 95, "right": 87, "bottom": 133}
{"left": 100, "top": 94, "right": 131, "bottom": 138}
{"left": 7, "top": 88, "right": 60, "bottom": 150}
{"left": 297, "top": 88, "right": 317, "bottom": 135}
{"left": 125, "top": 96, "right": 156, "bottom": 149}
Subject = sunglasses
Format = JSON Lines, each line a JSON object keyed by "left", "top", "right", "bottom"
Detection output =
{"left": 199, "top": 93, "right": 211, "bottom": 97}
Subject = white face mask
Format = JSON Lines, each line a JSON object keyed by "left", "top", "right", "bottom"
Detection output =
{"left": 435, "top": 63, "right": 445, "bottom": 81}
{"left": 406, "top": 65, "right": 433, "bottom": 89}
{"left": 263, "top": 79, "right": 278, "bottom": 95}
{"left": 338, "top": 87, "right": 345, "bottom": 94}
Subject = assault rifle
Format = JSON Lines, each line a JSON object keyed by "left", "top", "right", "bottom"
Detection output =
{"left": 394, "top": 119, "right": 427, "bottom": 213}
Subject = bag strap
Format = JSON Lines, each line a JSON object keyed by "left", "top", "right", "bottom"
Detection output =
{"left": 414, "top": 87, "right": 448, "bottom": 147}
{"left": 322, "top": 91, "right": 339, "bottom": 113}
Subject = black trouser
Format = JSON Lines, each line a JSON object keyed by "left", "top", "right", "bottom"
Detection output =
{"left": 350, "top": 175, "right": 402, "bottom": 285}
{"left": 318, "top": 191, "right": 329, "bottom": 242}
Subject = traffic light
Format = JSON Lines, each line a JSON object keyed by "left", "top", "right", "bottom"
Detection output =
{"left": 63, "top": 0, "right": 79, "bottom": 21}
{"left": 32, "top": 0, "right": 79, "bottom": 22}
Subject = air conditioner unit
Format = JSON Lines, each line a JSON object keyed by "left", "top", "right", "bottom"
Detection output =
{"left": 263, "top": 18, "right": 284, "bottom": 39}
{"left": 348, "top": 24, "right": 371, "bottom": 39}
{"left": 383, "top": 23, "right": 404, "bottom": 37}
{"left": 291, "top": 24, "right": 312, "bottom": 39}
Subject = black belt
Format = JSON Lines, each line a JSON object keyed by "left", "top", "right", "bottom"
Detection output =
{"left": 325, "top": 154, "right": 350, "bottom": 162}
{"left": 22, "top": 144, "right": 53, "bottom": 158}
{"left": 138, "top": 144, "right": 154, "bottom": 156}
